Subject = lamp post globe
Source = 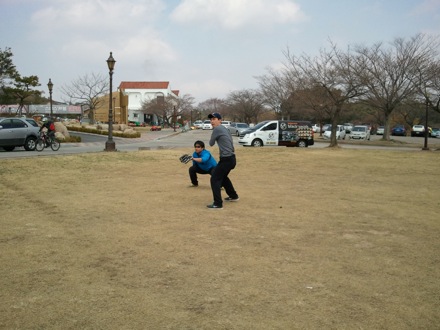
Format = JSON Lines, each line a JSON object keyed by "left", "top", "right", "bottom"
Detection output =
{"left": 105, "top": 52, "right": 117, "bottom": 152}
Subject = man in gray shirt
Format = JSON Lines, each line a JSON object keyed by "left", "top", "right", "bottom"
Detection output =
{"left": 207, "top": 112, "right": 239, "bottom": 209}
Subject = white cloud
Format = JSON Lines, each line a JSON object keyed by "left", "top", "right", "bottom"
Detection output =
{"left": 180, "top": 78, "right": 236, "bottom": 101}
{"left": 170, "top": 0, "right": 304, "bottom": 29}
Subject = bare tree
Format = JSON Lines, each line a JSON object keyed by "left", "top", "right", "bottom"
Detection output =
{"left": 411, "top": 56, "right": 440, "bottom": 116}
{"left": 141, "top": 94, "right": 194, "bottom": 127}
{"left": 61, "top": 73, "right": 108, "bottom": 123}
{"left": 176, "top": 93, "right": 195, "bottom": 123}
{"left": 226, "top": 89, "right": 266, "bottom": 124}
{"left": 197, "top": 98, "right": 228, "bottom": 119}
{"left": 257, "top": 67, "right": 296, "bottom": 119}
{"left": 354, "top": 34, "right": 438, "bottom": 140}
{"left": 282, "top": 42, "right": 365, "bottom": 147}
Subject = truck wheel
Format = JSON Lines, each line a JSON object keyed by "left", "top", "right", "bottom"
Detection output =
{"left": 297, "top": 140, "right": 308, "bottom": 148}
{"left": 251, "top": 139, "right": 263, "bottom": 147}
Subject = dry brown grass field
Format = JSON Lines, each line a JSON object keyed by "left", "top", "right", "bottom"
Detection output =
{"left": 1, "top": 147, "right": 439, "bottom": 329}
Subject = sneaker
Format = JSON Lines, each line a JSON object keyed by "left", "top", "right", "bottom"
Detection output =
{"left": 189, "top": 184, "right": 198, "bottom": 187}
{"left": 224, "top": 196, "right": 239, "bottom": 202}
{"left": 206, "top": 203, "right": 223, "bottom": 209}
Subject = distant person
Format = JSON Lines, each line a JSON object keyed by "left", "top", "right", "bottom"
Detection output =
{"left": 207, "top": 112, "right": 239, "bottom": 209}
{"left": 189, "top": 140, "right": 217, "bottom": 187}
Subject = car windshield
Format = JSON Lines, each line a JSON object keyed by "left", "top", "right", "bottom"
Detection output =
{"left": 251, "top": 121, "right": 269, "bottom": 130}
{"left": 353, "top": 127, "right": 366, "bottom": 132}
{"left": 237, "top": 124, "right": 248, "bottom": 128}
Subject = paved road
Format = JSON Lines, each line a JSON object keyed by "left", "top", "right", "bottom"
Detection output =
{"left": 1, "top": 129, "right": 439, "bottom": 159}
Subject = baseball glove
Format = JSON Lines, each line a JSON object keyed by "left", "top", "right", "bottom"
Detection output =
{"left": 179, "top": 154, "right": 193, "bottom": 164}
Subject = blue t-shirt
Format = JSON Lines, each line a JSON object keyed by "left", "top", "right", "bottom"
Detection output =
{"left": 192, "top": 149, "right": 217, "bottom": 171}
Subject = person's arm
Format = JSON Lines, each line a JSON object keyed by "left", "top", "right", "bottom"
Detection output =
{"left": 209, "top": 128, "right": 218, "bottom": 146}
{"left": 192, "top": 151, "right": 201, "bottom": 163}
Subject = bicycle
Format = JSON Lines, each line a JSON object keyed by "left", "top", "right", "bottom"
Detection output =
{"left": 36, "top": 132, "right": 60, "bottom": 152}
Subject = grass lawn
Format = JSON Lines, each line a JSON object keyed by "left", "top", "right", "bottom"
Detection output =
{"left": 1, "top": 147, "right": 439, "bottom": 329}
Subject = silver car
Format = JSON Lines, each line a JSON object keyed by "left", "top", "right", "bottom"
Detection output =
{"left": 349, "top": 125, "right": 371, "bottom": 140}
{"left": 228, "top": 122, "right": 249, "bottom": 136}
{"left": 376, "top": 126, "right": 384, "bottom": 135}
{"left": 0, "top": 117, "right": 40, "bottom": 151}
{"left": 202, "top": 120, "right": 212, "bottom": 130}
{"left": 193, "top": 120, "right": 203, "bottom": 129}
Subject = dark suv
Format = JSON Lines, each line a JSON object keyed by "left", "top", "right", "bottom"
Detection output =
{"left": 0, "top": 117, "right": 40, "bottom": 151}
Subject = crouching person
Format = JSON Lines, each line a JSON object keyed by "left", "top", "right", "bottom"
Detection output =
{"left": 189, "top": 140, "right": 217, "bottom": 187}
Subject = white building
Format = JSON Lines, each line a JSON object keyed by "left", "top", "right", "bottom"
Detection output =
{"left": 118, "top": 81, "right": 179, "bottom": 125}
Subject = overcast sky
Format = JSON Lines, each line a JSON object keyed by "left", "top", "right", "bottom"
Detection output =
{"left": 1, "top": 0, "right": 440, "bottom": 104}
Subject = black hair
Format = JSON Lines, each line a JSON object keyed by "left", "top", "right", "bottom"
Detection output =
{"left": 194, "top": 140, "right": 205, "bottom": 148}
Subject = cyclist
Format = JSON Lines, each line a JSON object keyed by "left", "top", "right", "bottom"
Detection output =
{"left": 40, "top": 118, "right": 56, "bottom": 145}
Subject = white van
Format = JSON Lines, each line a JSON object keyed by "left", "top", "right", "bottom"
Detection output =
{"left": 238, "top": 120, "right": 314, "bottom": 147}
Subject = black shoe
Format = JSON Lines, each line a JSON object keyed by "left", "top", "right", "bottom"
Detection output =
{"left": 207, "top": 203, "right": 223, "bottom": 209}
{"left": 224, "top": 196, "right": 239, "bottom": 202}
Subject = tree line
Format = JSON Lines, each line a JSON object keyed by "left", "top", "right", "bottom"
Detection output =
{"left": 145, "top": 34, "right": 440, "bottom": 145}
{"left": 3, "top": 33, "right": 440, "bottom": 146}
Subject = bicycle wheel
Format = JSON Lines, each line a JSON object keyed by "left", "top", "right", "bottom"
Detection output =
{"left": 36, "top": 138, "right": 45, "bottom": 152}
{"left": 51, "top": 139, "right": 60, "bottom": 151}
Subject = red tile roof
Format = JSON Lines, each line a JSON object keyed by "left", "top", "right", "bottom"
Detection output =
{"left": 172, "top": 90, "right": 180, "bottom": 96}
{"left": 119, "top": 81, "right": 170, "bottom": 89}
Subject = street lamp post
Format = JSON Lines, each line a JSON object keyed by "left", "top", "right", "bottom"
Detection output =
{"left": 422, "top": 98, "right": 429, "bottom": 150}
{"left": 47, "top": 79, "right": 53, "bottom": 118}
{"left": 173, "top": 106, "right": 177, "bottom": 132}
{"left": 105, "top": 52, "right": 116, "bottom": 152}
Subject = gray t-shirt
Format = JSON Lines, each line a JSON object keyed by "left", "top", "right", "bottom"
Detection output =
{"left": 209, "top": 124, "right": 235, "bottom": 158}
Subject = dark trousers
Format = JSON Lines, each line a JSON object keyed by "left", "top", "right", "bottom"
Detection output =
{"left": 210, "top": 155, "right": 238, "bottom": 207}
{"left": 189, "top": 165, "right": 214, "bottom": 185}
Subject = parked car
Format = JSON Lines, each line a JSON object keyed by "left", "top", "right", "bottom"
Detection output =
{"left": 228, "top": 122, "right": 249, "bottom": 136}
{"left": 323, "top": 125, "right": 346, "bottom": 140}
{"left": 312, "top": 124, "right": 321, "bottom": 133}
{"left": 202, "top": 120, "right": 212, "bottom": 130}
{"left": 431, "top": 127, "right": 440, "bottom": 138}
{"left": 0, "top": 117, "right": 40, "bottom": 151}
{"left": 24, "top": 118, "right": 40, "bottom": 128}
{"left": 221, "top": 121, "right": 232, "bottom": 129}
{"left": 391, "top": 125, "right": 406, "bottom": 136}
{"left": 343, "top": 123, "right": 354, "bottom": 133}
{"left": 193, "top": 120, "right": 203, "bottom": 129}
{"left": 349, "top": 125, "right": 370, "bottom": 140}
{"left": 411, "top": 125, "right": 425, "bottom": 137}
{"left": 376, "top": 126, "right": 384, "bottom": 135}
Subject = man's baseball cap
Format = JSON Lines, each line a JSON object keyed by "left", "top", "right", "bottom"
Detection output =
{"left": 208, "top": 112, "right": 222, "bottom": 119}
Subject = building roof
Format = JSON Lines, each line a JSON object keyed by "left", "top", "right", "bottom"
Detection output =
{"left": 119, "top": 81, "right": 170, "bottom": 90}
